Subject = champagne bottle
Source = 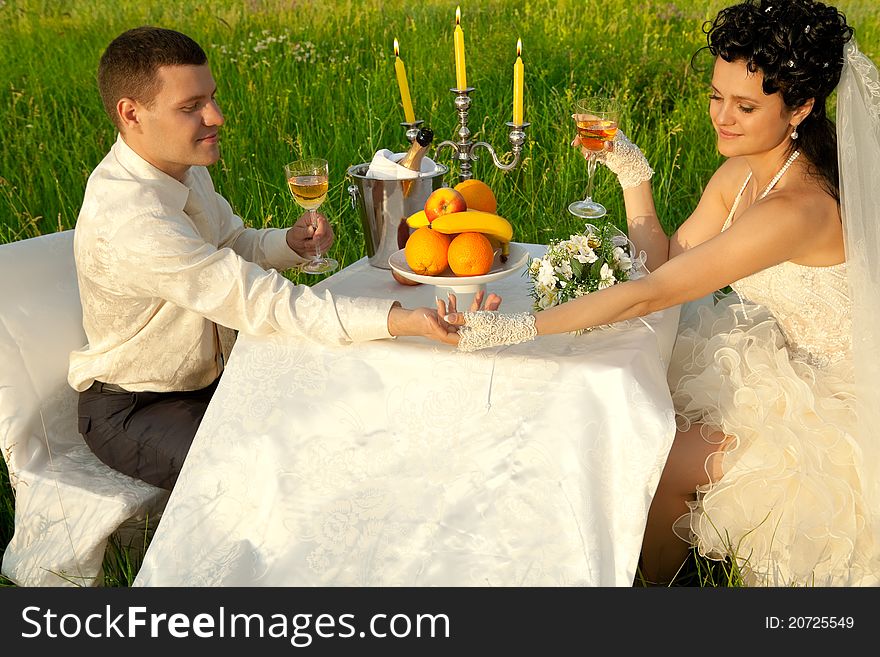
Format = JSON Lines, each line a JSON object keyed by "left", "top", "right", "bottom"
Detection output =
{"left": 398, "top": 127, "right": 434, "bottom": 173}
{"left": 398, "top": 127, "right": 434, "bottom": 242}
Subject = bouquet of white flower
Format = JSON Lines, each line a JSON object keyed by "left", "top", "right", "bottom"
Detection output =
{"left": 527, "top": 222, "right": 644, "bottom": 313}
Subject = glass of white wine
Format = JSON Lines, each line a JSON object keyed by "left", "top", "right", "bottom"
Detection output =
{"left": 569, "top": 96, "right": 620, "bottom": 219}
{"left": 284, "top": 157, "right": 337, "bottom": 274}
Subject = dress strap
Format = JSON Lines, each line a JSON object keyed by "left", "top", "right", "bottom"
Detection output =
{"left": 722, "top": 172, "right": 754, "bottom": 322}
{"left": 722, "top": 172, "right": 752, "bottom": 232}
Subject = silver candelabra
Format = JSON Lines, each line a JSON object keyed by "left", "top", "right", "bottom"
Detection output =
{"left": 402, "top": 86, "right": 529, "bottom": 183}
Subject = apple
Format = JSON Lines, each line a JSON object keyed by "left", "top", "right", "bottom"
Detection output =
{"left": 391, "top": 269, "right": 421, "bottom": 286}
{"left": 424, "top": 187, "right": 467, "bottom": 223}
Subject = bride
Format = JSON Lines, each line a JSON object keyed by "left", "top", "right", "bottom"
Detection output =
{"left": 442, "top": 0, "right": 880, "bottom": 586}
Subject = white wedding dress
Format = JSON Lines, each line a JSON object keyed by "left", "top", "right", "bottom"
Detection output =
{"left": 667, "top": 175, "right": 877, "bottom": 586}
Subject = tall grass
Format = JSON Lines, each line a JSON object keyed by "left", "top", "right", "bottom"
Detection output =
{"left": 1, "top": 0, "right": 878, "bottom": 586}
{"left": 2, "top": 0, "right": 877, "bottom": 245}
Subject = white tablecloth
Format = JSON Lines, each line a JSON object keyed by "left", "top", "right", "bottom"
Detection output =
{"left": 134, "top": 244, "right": 680, "bottom": 587}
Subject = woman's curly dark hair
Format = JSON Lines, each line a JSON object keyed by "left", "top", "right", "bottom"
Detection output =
{"left": 697, "top": 0, "right": 854, "bottom": 200}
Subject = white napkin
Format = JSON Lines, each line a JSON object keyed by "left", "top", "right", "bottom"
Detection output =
{"left": 365, "top": 149, "right": 439, "bottom": 180}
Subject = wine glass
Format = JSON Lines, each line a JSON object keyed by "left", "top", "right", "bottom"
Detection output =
{"left": 568, "top": 96, "right": 620, "bottom": 219}
{"left": 284, "top": 157, "right": 338, "bottom": 274}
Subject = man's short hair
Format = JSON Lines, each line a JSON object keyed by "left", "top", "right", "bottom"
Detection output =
{"left": 98, "top": 26, "right": 207, "bottom": 131}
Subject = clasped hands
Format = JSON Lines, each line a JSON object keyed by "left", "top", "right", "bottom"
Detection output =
{"left": 388, "top": 291, "right": 502, "bottom": 345}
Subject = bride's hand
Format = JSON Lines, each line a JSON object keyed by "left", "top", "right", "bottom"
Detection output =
{"left": 436, "top": 290, "right": 503, "bottom": 323}
{"left": 388, "top": 290, "right": 502, "bottom": 345}
{"left": 570, "top": 126, "right": 654, "bottom": 190}
{"left": 440, "top": 304, "right": 539, "bottom": 352}
{"left": 434, "top": 290, "right": 502, "bottom": 343}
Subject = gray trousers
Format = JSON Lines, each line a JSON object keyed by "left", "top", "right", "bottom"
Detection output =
{"left": 77, "top": 378, "right": 219, "bottom": 491}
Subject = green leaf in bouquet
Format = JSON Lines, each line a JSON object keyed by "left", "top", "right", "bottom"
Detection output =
{"left": 569, "top": 257, "right": 584, "bottom": 280}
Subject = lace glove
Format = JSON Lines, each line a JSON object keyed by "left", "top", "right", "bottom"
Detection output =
{"left": 593, "top": 130, "right": 654, "bottom": 190}
{"left": 456, "top": 311, "right": 538, "bottom": 352}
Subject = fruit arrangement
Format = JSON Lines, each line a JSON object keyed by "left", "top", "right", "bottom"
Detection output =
{"left": 398, "top": 179, "right": 514, "bottom": 281}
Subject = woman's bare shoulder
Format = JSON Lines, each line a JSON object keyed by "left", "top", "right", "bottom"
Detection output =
{"left": 704, "top": 157, "right": 751, "bottom": 200}
{"left": 735, "top": 173, "right": 843, "bottom": 263}
{"left": 769, "top": 168, "right": 840, "bottom": 225}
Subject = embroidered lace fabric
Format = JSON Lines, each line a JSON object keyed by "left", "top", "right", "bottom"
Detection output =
{"left": 721, "top": 176, "right": 852, "bottom": 367}
{"left": 601, "top": 130, "right": 655, "bottom": 189}
{"left": 667, "top": 172, "right": 879, "bottom": 586}
{"left": 456, "top": 311, "right": 537, "bottom": 352}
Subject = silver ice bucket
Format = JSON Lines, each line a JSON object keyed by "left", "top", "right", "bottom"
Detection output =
{"left": 347, "top": 162, "right": 449, "bottom": 269}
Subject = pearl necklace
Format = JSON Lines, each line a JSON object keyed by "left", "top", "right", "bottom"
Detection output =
{"left": 759, "top": 149, "right": 800, "bottom": 199}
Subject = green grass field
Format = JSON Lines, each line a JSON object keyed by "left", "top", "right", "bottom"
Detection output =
{"left": 1, "top": 0, "right": 878, "bottom": 587}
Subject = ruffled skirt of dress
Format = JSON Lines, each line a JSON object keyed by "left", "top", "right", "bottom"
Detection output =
{"left": 668, "top": 293, "right": 879, "bottom": 586}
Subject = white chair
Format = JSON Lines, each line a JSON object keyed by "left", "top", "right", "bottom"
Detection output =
{"left": 0, "top": 230, "right": 168, "bottom": 586}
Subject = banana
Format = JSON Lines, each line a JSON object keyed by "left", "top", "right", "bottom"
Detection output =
{"left": 406, "top": 210, "right": 430, "bottom": 229}
{"left": 485, "top": 234, "right": 504, "bottom": 252}
{"left": 430, "top": 210, "right": 513, "bottom": 260}
{"left": 406, "top": 209, "right": 514, "bottom": 260}
{"left": 430, "top": 210, "right": 513, "bottom": 241}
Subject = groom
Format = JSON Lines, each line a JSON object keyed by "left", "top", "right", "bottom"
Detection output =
{"left": 69, "top": 26, "right": 495, "bottom": 492}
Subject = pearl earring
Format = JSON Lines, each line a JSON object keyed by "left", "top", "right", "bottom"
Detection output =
{"left": 791, "top": 127, "right": 799, "bottom": 140}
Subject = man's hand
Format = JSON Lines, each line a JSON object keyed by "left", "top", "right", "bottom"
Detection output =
{"left": 387, "top": 290, "right": 502, "bottom": 345}
{"left": 286, "top": 211, "right": 334, "bottom": 258}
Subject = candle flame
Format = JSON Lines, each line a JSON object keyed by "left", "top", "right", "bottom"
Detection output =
{"left": 455, "top": 6, "right": 461, "bottom": 26}
{"left": 517, "top": 38, "right": 522, "bottom": 57}
{"left": 394, "top": 38, "right": 399, "bottom": 57}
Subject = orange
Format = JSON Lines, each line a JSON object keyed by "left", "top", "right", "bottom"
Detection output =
{"left": 447, "top": 232, "right": 495, "bottom": 276}
{"left": 404, "top": 226, "right": 451, "bottom": 276}
{"left": 454, "top": 179, "right": 497, "bottom": 214}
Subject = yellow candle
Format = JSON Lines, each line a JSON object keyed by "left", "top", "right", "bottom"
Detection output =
{"left": 454, "top": 7, "right": 467, "bottom": 90}
{"left": 513, "top": 39, "right": 524, "bottom": 125}
{"left": 393, "top": 39, "right": 416, "bottom": 124}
